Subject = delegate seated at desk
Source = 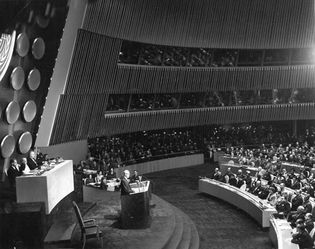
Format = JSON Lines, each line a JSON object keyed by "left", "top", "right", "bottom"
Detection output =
{"left": 7, "top": 158, "right": 23, "bottom": 188}
{"left": 20, "top": 157, "right": 31, "bottom": 174}
{"left": 130, "top": 170, "right": 146, "bottom": 183}
{"left": 27, "top": 150, "right": 40, "bottom": 170}
{"left": 121, "top": 170, "right": 134, "bottom": 195}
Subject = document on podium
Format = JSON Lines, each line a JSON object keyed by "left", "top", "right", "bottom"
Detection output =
{"left": 130, "top": 181, "right": 150, "bottom": 194}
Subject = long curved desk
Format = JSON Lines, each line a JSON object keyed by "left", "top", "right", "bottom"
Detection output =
{"left": 198, "top": 178, "right": 276, "bottom": 228}
{"left": 269, "top": 216, "right": 299, "bottom": 249}
{"left": 16, "top": 160, "right": 74, "bottom": 214}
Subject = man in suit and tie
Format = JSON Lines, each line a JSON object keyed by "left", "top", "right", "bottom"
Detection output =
{"left": 7, "top": 158, "right": 23, "bottom": 188}
{"left": 27, "top": 150, "right": 39, "bottom": 170}
{"left": 120, "top": 170, "right": 134, "bottom": 195}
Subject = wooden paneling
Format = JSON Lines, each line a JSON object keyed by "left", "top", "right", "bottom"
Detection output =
{"left": 82, "top": 0, "right": 315, "bottom": 49}
{"left": 50, "top": 101, "right": 315, "bottom": 144}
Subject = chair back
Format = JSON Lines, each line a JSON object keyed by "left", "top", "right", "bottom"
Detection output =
{"left": 72, "top": 201, "right": 85, "bottom": 232}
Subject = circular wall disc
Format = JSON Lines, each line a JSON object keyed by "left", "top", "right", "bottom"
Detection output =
{"left": 5, "top": 101, "right": 20, "bottom": 124}
{"left": 22, "top": 100, "right": 37, "bottom": 122}
{"left": 10, "top": 66, "right": 25, "bottom": 90}
{"left": 1, "top": 135, "right": 15, "bottom": 158}
{"left": 27, "top": 68, "right": 41, "bottom": 91}
{"left": 36, "top": 15, "right": 50, "bottom": 28}
{"left": 16, "top": 32, "right": 30, "bottom": 57}
{"left": 18, "top": 132, "right": 33, "bottom": 154}
{"left": 32, "top": 37, "right": 45, "bottom": 60}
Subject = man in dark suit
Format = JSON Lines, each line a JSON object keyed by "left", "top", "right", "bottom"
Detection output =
{"left": 7, "top": 158, "right": 23, "bottom": 188}
{"left": 120, "top": 170, "right": 134, "bottom": 195}
{"left": 130, "top": 170, "right": 141, "bottom": 183}
{"left": 27, "top": 150, "right": 39, "bottom": 170}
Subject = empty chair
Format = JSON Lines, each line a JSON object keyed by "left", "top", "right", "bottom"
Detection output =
{"left": 72, "top": 201, "right": 103, "bottom": 249}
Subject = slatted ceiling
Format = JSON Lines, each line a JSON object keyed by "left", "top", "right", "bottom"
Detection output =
{"left": 82, "top": 0, "right": 315, "bottom": 49}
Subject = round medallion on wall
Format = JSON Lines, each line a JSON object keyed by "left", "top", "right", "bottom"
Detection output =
{"left": 15, "top": 32, "right": 30, "bottom": 57}
{"left": 32, "top": 37, "right": 45, "bottom": 60}
{"left": 27, "top": 68, "right": 41, "bottom": 91}
{"left": 1, "top": 135, "right": 15, "bottom": 158}
{"left": 22, "top": 100, "right": 37, "bottom": 122}
{"left": 10, "top": 66, "right": 25, "bottom": 90}
{"left": 36, "top": 15, "right": 50, "bottom": 28}
{"left": 18, "top": 132, "right": 33, "bottom": 154}
{"left": 5, "top": 101, "right": 20, "bottom": 124}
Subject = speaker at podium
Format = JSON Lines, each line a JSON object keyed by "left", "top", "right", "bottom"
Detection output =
{"left": 121, "top": 180, "right": 151, "bottom": 229}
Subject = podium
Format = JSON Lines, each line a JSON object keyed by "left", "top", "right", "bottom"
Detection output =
{"left": 121, "top": 181, "right": 151, "bottom": 229}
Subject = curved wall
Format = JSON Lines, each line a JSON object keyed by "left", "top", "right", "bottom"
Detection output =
{"left": 50, "top": 103, "right": 315, "bottom": 144}
{"left": 82, "top": 0, "right": 315, "bottom": 49}
{"left": 46, "top": 1, "right": 315, "bottom": 145}
{"left": 65, "top": 30, "right": 315, "bottom": 95}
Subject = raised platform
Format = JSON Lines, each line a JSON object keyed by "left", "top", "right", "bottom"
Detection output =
{"left": 44, "top": 186, "right": 199, "bottom": 249}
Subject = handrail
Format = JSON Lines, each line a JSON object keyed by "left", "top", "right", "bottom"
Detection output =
{"left": 121, "top": 150, "right": 201, "bottom": 166}
{"left": 104, "top": 103, "right": 315, "bottom": 117}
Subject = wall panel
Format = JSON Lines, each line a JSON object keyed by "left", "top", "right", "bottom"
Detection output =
{"left": 50, "top": 101, "right": 315, "bottom": 144}
{"left": 64, "top": 30, "right": 315, "bottom": 95}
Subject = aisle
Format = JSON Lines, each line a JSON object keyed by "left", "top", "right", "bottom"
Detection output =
{"left": 146, "top": 163, "right": 273, "bottom": 249}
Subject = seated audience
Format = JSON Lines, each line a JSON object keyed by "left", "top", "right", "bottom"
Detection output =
{"left": 275, "top": 195, "right": 291, "bottom": 218}
{"left": 106, "top": 168, "right": 117, "bottom": 180}
{"left": 213, "top": 168, "right": 222, "bottom": 181}
{"left": 291, "top": 223, "right": 313, "bottom": 249}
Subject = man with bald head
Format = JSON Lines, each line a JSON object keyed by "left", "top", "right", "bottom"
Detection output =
{"left": 27, "top": 150, "right": 39, "bottom": 170}
{"left": 120, "top": 170, "right": 134, "bottom": 195}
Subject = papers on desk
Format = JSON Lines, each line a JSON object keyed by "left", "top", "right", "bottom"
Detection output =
{"left": 23, "top": 172, "right": 35, "bottom": 176}
{"left": 130, "top": 181, "right": 149, "bottom": 194}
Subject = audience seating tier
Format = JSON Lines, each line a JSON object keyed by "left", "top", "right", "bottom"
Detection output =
{"left": 65, "top": 30, "right": 315, "bottom": 96}
{"left": 51, "top": 103, "right": 315, "bottom": 144}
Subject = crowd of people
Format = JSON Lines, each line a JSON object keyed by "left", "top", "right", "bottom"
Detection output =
{"left": 83, "top": 129, "right": 201, "bottom": 172}
{"left": 208, "top": 125, "right": 315, "bottom": 248}
{"left": 212, "top": 165, "right": 315, "bottom": 248}
{"left": 105, "top": 89, "right": 315, "bottom": 112}
{"left": 78, "top": 121, "right": 315, "bottom": 244}
{"left": 79, "top": 122, "right": 313, "bottom": 172}
{"left": 118, "top": 41, "right": 314, "bottom": 67}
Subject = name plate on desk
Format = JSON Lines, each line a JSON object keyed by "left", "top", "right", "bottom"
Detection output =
{"left": 16, "top": 160, "right": 74, "bottom": 214}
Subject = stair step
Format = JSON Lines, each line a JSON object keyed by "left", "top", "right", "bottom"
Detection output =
{"left": 150, "top": 195, "right": 178, "bottom": 249}
{"left": 162, "top": 210, "right": 185, "bottom": 249}
{"left": 44, "top": 221, "right": 76, "bottom": 243}
{"left": 176, "top": 213, "right": 191, "bottom": 249}
{"left": 188, "top": 218, "right": 200, "bottom": 249}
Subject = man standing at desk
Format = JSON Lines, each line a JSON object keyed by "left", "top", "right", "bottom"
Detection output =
{"left": 121, "top": 170, "right": 134, "bottom": 195}
{"left": 27, "top": 150, "right": 39, "bottom": 170}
